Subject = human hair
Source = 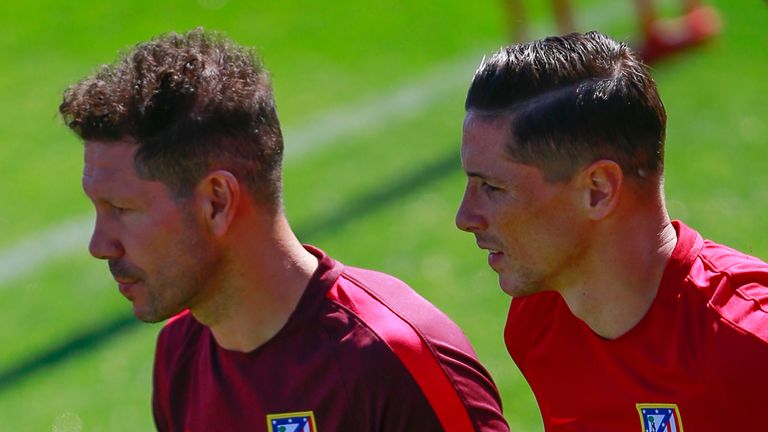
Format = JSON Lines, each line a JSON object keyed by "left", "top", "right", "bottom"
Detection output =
{"left": 60, "top": 28, "right": 284, "bottom": 205}
{"left": 465, "top": 31, "right": 666, "bottom": 183}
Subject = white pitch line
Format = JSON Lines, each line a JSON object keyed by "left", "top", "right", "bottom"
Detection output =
{"left": 0, "top": 215, "right": 94, "bottom": 285}
{"left": 282, "top": 55, "right": 477, "bottom": 160}
{"left": 0, "top": 0, "right": 632, "bottom": 288}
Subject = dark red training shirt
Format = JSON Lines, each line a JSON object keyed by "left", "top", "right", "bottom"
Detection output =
{"left": 153, "top": 246, "right": 509, "bottom": 431}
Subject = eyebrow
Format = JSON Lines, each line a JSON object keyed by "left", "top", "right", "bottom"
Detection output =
{"left": 81, "top": 176, "right": 117, "bottom": 203}
{"left": 465, "top": 170, "right": 502, "bottom": 183}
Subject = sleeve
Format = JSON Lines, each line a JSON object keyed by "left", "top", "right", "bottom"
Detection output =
{"left": 327, "top": 270, "right": 510, "bottom": 431}
{"left": 698, "top": 278, "right": 768, "bottom": 431}
{"left": 428, "top": 338, "right": 511, "bottom": 432}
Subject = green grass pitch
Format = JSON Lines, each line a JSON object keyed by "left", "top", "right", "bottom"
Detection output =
{"left": 0, "top": 0, "right": 766, "bottom": 430}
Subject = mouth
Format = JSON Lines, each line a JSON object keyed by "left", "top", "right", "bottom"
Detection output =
{"left": 486, "top": 250, "right": 504, "bottom": 271}
{"left": 476, "top": 241, "right": 504, "bottom": 269}
{"left": 476, "top": 240, "right": 501, "bottom": 254}
{"left": 114, "top": 277, "right": 140, "bottom": 299}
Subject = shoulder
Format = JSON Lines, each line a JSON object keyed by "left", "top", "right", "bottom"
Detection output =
{"left": 320, "top": 266, "right": 508, "bottom": 431}
{"left": 682, "top": 240, "right": 768, "bottom": 428}
{"left": 687, "top": 239, "right": 768, "bottom": 343}
{"left": 335, "top": 266, "right": 474, "bottom": 351}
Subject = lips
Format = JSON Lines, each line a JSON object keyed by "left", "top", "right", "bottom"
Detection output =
{"left": 475, "top": 239, "right": 504, "bottom": 270}
{"left": 109, "top": 260, "right": 144, "bottom": 299}
{"left": 476, "top": 240, "right": 501, "bottom": 254}
{"left": 114, "top": 277, "right": 140, "bottom": 299}
{"left": 487, "top": 250, "right": 504, "bottom": 270}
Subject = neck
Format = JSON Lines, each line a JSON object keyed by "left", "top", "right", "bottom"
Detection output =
{"left": 191, "top": 212, "right": 318, "bottom": 352}
{"left": 558, "top": 206, "right": 677, "bottom": 340}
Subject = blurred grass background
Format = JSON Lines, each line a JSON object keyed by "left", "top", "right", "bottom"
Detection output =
{"left": 0, "top": 0, "right": 766, "bottom": 430}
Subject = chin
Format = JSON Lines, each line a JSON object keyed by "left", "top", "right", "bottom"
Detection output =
{"left": 500, "top": 286, "right": 525, "bottom": 298}
{"left": 132, "top": 305, "right": 172, "bottom": 324}
{"left": 499, "top": 276, "right": 539, "bottom": 298}
{"left": 133, "top": 310, "right": 160, "bottom": 323}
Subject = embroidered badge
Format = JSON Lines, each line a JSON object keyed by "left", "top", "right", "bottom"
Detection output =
{"left": 266, "top": 411, "right": 317, "bottom": 432}
{"left": 637, "top": 403, "right": 684, "bottom": 432}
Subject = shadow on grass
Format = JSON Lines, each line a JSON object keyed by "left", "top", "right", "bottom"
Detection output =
{"left": 0, "top": 151, "right": 460, "bottom": 393}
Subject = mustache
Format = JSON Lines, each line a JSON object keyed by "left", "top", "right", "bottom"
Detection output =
{"left": 108, "top": 259, "right": 143, "bottom": 280}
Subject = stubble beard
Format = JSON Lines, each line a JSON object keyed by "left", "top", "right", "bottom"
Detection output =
{"left": 138, "top": 220, "right": 221, "bottom": 323}
{"left": 498, "top": 264, "right": 546, "bottom": 298}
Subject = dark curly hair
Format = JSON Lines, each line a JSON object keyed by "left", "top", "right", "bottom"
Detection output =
{"left": 60, "top": 28, "right": 284, "bottom": 204}
{"left": 465, "top": 31, "right": 666, "bottom": 183}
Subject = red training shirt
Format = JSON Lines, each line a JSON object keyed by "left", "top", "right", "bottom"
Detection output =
{"left": 505, "top": 220, "right": 768, "bottom": 431}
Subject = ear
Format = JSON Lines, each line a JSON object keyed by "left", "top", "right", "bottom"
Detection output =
{"left": 579, "top": 160, "right": 623, "bottom": 220}
{"left": 197, "top": 170, "right": 241, "bottom": 237}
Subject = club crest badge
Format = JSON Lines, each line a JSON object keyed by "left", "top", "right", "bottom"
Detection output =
{"left": 266, "top": 411, "right": 317, "bottom": 432}
{"left": 637, "top": 403, "right": 684, "bottom": 432}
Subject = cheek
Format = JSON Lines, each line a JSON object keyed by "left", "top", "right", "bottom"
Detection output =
{"left": 492, "top": 206, "right": 531, "bottom": 251}
{"left": 167, "top": 217, "right": 213, "bottom": 263}
{"left": 125, "top": 212, "right": 192, "bottom": 260}
{"left": 495, "top": 200, "right": 570, "bottom": 248}
{"left": 532, "top": 203, "right": 585, "bottom": 258}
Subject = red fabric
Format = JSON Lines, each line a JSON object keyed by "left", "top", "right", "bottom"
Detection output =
{"left": 153, "top": 246, "right": 508, "bottom": 431}
{"left": 505, "top": 220, "right": 768, "bottom": 431}
{"left": 327, "top": 276, "right": 474, "bottom": 432}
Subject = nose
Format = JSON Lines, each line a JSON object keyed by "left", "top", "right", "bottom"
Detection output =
{"left": 88, "top": 216, "right": 124, "bottom": 260}
{"left": 455, "top": 189, "right": 486, "bottom": 233}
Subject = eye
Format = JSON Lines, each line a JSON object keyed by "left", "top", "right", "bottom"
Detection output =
{"left": 111, "top": 203, "right": 130, "bottom": 215}
{"left": 481, "top": 181, "right": 502, "bottom": 194}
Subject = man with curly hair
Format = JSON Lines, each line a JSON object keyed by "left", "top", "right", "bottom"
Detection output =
{"left": 455, "top": 31, "right": 768, "bottom": 431}
{"left": 60, "top": 28, "right": 509, "bottom": 432}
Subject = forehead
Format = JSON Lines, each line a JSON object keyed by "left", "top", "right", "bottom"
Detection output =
{"left": 83, "top": 140, "right": 138, "bottom": 182}
{"left": 83, "top": 139, "right": 177, "bottom": 207}
{"left": 81, "top": 139, "right": 168, "bottom": 203}
{"left": 82, "top": 140, "right": 180, "bottom": 210}
{"left": 461, "top": 113, "right": 515, "bottom": 168}
{"left": 460, "top": 112, "right": 552, "bottom": 184}
{"left": 462, "top": 112, "right": 509, "bottom": 146}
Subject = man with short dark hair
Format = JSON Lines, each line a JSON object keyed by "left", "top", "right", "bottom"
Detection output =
{"left": 60, "top": 28, "right": 509, "bottom": 431}
{"left": 455, "top": 31, "right": 768, "bottom": 431}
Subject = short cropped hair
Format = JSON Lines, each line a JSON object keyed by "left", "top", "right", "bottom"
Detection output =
{"left": 465, "top": 31, "right": 666, "bottom": 182}
{"left": 60, "top": 28, "right": 283, "bottom": 204}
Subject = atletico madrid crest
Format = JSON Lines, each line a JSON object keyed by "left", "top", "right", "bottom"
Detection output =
{"left": 637, "top": 403, "right": 684, "bottom": 432}
{"left": 266, "top": 411, "right": 317, "bottom": 432}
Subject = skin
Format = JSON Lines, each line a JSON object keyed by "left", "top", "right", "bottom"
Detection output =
{"left": 83, "top": 142, "right": 217, "bottom": 323}
{"left": 455, "top": 114, "right": 589, "bottom": 298}
{"left": 83, "top": 140, "right": 318, "bottom": 351}
{"left": 456, "top": 112, "right": 678, "bottom": 339}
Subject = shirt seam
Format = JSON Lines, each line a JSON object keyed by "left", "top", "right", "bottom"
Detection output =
{"left": 339, "top": 270, "right": 479, "bottom": 431}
